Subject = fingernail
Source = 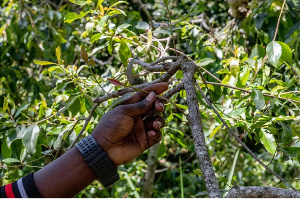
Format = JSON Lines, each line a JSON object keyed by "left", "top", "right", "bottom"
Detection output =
{"left": 146, "top": 91, "right": 155, "bottom": 102}
{"left": 149, "top": 131, "right": 156, "bottom": 136}
{"left": 159, "top": 102, "right": 164, "bottom": 110}
{"left": 155, "top": 121, "right": 162, "bottom": 129}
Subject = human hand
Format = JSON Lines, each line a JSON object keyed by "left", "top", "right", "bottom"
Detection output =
{"left": 92, "top": 82, "right": 168, "bottom": 166}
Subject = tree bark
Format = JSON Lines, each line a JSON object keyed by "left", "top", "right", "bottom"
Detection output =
{"left": 181, "top": 60, "right": 222, "bottom": 198}
{"left": 141, "top": 144, "right": 159, "bottom": 198}
{"left": 226, "top": 186, "right": 300, "bottom": 198}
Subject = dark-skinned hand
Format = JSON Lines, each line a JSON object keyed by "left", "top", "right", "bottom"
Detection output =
{"left": 92, "top": 82, "right": 168, "bottom": 166}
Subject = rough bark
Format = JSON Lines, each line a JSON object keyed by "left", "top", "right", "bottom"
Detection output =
{"left": 141, "top": 144, "right": 159, "bottom": 198}
{"left": 226, "top": 186, "right": 300, "bottom": 198}
{"left": 181, "top": 60, "right": 222, "bottom": 198}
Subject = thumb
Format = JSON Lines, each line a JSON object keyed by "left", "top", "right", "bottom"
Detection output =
{"left": 123, "top": 91, "right": 156, "bottom": 117}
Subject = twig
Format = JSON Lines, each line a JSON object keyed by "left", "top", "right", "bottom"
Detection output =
{"left": 93, "top": 58, "right": 182, "bottom": 103}
{"left": 195, "top": 83, "right": 296, "bottom": 191}
{"left": 150, "top": 56, "right": 178, "bottom": 65}
{"left": 27, "top": 107, "right": 66, "bottom": 125}
{"left": 267, "top": 151, "right": 277, "bottom": 167}
{"left": 263, "top": 0, "right": 286, "bottom": 61}
{"left": 273, "top": 0, "right": 286, "bottom": 41}
{"left": 68, "top": 103, "right": 99, "bottom": 150}
{"left": 165, "top": 3, "right": 178, "bottom": 57}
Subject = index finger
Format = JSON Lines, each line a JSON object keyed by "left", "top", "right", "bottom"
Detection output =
{"left": 122, "top": 82, "right": 168, "bottom": 104}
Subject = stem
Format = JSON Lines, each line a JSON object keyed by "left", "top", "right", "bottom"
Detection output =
{"left": 273, "top": 0, "right": 286, "bottom": 41}
{"left": 68, "top": 103, "right": 99, "bottom": 150}
{"left": 166, "top": 4, "right": 178, "bottom": 57}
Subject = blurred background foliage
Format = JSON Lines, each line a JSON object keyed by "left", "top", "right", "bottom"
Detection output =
{"left": 0, "top": 0, "right": 300, "bottom": 197}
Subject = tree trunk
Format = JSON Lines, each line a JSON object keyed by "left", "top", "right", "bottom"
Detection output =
{"left": 181, "top": 60, "right": 222, "bottom": 198}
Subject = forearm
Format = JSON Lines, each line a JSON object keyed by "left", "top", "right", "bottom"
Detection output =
{"left": 33, "top": 147, "right": 97, "bottom": 198}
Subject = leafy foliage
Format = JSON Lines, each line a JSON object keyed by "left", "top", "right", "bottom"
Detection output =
{"left": 1, "top": 0, "right": 299, "bottom": 197}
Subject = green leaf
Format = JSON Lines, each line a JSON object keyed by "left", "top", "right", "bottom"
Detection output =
{"left": 33, "top": 60, "right": 57, "bottom": 65}
{"left": 90, "top": 33, "right": 102, "bottom": 44}
{"left": 127, "top": 57, "right": 136, "bottom": 85}
{"left": 198, "top": 58, "right": 214, "bottom": 67}
{"left": 65, "top": 95, "right": 81, "bottom": 109}
{"left": 225, "top": 149, "right": 240, "bottom": 190}
{"left": 136, "top": 21, "right": 150, "bottom": 30}
{"left": 20, "top": 148, "right": 26, "bottom": 162}
{"left": 252, "top": 89, "right": 265, "bottom": 110}
{"left": 277, "top": 41, "right": 292, "bottom": 64}
{"left": 97, "top": 0, "right": 104, "bottom": 8}
{"left": 64, "top": 11, "right": 90, "bottom": 23}
{"left": 277, "top": 122, "right": 293, "bottom": 147}
{"left": 98, "top": 15, "right": 109, "bottom": 28}
{"left": 3, "top": 96, "right": 8, "bottom": 112}
{"left": 217, "top": 69, "right": 230, "bottom": 74}
{"left": 209, "top": 125, "right": 222, "bottom": 139}
{"left": 193, "top": 169, "right": 202, "bottom": 176}
{"left": 48, "top": 66, "right": 61, "bottom": 72}
{"left": 153, "top": 29, "right": 171, "bottom": 36}
{"left": 116, "top": 24, "right": 132, "bottom": 35}
{"left": 266, "top": 41, "right": 282, "bottom": 67}
{"left": 2, "top": 158, "right": 20, "bottom": 163}
{"left": 239, "top": 67, "right": 250, "bottom": 86}
{"left": 177, "top": 138, "right": 187, "bottom": 147}
{"left": 22, "top": 125, "right": 40, "bottom": 154}
{"left": 119, "top": 39, "right": 132, "bottom": 65}
{"left": 1, "top": 139, "right": 11, "bottom": 159}
{"left": 146, "top": 29, "right": 152, "bottom": 50}
{"left": 108, "top": 92, "right": 134, "bottom": 111}
{"left": 69, "top": 0, "right": 92, "bottom": 5}
{"left": 56, "top": 46, "right": 61, "bottom": 63}
{"left": 260, "top": 129, "right": 277, "bottom": 155}
{"left": 157, "top": 142, "right": 167, "bottom": 157}
{"left": 81, "top": 45, "right": 89, "bottom": 63}
{"left": 108, "top": 1, "right": 128, "bottom": 9}
{"left": 250, "top": 44, "right": 266, "bottom": 59}
{"left": 14, "top": 103, "right": 30, "bottom": 118}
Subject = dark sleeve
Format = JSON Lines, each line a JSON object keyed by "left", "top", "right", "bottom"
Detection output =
{"left": 0, "top": 173, "right": 42, "bottom": 198}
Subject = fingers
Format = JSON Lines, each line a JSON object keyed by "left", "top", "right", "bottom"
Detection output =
{"left": 144, "top": 116, "right": 165, "bottom": 130}
{"left": 147, "top": 130, "right": 162, "bottom": 147}
{"left": 155, "top": 98, "right": 164, "bottom": 112}
{"left": 123, "top": 82, "right": 168, "bottom": 105}
{"left": 122, "top": 91, "right": 157, "bottom": 117}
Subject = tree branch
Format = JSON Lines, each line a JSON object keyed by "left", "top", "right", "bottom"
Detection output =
{"left": 93, "top": 58, "right": 182, "bottom": 103}
{"left": 181, "top": 60, "right": 222, "bottom": 198}
{"left": 226, "top": 186, "right": 300, "bottom": 198}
